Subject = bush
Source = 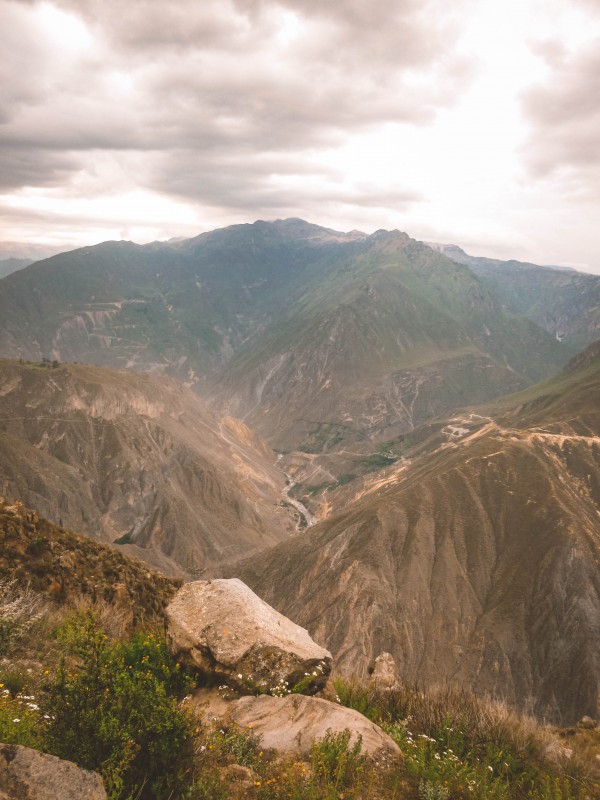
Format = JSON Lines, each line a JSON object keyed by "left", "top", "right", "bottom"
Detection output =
{"left": 0, "top": 683, "right": 43, "bottom": 749}
{"left": 333, "top": 678, "right": 592, "bottom": 800}
{"left": 200, "top": 722, "right": 262, "bottom": 768}
{"left": 310, "top": 728, "right": 365, "bottom": 792}
{"left": 42, "top": 612, "right": 196, "bottom": 799}
{"left": 0, "top": 578, "right": 45, "bottom": 656}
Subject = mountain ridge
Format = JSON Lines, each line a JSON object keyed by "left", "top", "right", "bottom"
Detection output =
{"left": 427, "top": 242, "right": 600, "bottom": 351}
{"left": 0, "top": 219, "right": 569, "bottom": 450}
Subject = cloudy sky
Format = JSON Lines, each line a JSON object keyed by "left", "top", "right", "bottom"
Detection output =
{"left": 2, "top": 0, "right": 600, "bottom": 272}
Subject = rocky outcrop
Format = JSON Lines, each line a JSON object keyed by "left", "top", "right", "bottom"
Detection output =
{"left": 191, "top": 689, "right": 400, "bottom": 757}
{"left": 166, "top": 578, "right": 331, "bottom": 694}
{"left": 168, "top": 578, "right": 396, "bottom": 759}
{"left": 0, "top": 498, "right": 178, "bottom": 627}
{"left": 370, "top": 652, "right": 400, "bottom": 691}
{"left": 0, "top": 744, "right": 106, "bottom": 800}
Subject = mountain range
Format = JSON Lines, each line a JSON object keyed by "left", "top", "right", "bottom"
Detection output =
{"left": 0, "top": 218, "right": 599, "bottom": 724}
{"left": 0, "top": 219, "right": 575, "bottom": 451}
{"left": 429, "top": 242, "right": 600, "bottom": 351}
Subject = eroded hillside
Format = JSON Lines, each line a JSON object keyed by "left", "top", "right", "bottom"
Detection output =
{"left": 231, "top": 345, "right": 600, "bottom": 723}
{"left": 0, "top": 360, "right": 296, "bottom": 576}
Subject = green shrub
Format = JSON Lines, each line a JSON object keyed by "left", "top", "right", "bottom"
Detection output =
{"left": 419, "top": 780, "right": 450, "bottom": 800}
{"left": 332, "top": 677, "right": 380, "bottom": 721}
{"left": 0, "top": 684, "right": 43, "bottom": 749}
{"left": 42, "top": 612, "right": 196, "bottom": 799}
{"left": 333, "top": 678, "right": 593, "bottom": 800}
{"left": 310, "top": 728, "right": 365, "bottom": 792}
{"left": 201, "top": 723, "right": 262, "bottom": 768}
{"left": 1, "top": 667, "right": 31, "bottom": 698}
{"left": 0, "top": 578, "right": 45, "bottom": 656}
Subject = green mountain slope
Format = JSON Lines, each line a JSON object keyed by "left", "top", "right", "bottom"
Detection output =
{"left": 214, "top": 230, "right": 566, "bottom": 449}
{"left": 0, "top": 258, "right": 31, "bottom": 279}
{"left": 0, "top": 220, "right": 567, "bottom": 450}
{"left": 230, "top": 343, "right": 600, "bottom": 723}
{"left": 430, "top": 243, "right": 600, "bottom": 353}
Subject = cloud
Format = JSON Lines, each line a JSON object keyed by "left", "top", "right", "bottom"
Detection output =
{"left": 1, "top": 0, "right": 472, "bottom": 216}
{"left": 521, "top": 34, "right": 600, "bottom": 197}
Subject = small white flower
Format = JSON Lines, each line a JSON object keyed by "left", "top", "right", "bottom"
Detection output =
{"left": 237, "top": 674, "right": 243, "bottom": 679}
{"left": 12, "top": 718, "right": 20, "bottom": 723}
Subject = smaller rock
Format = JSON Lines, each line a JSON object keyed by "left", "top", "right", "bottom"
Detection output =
{"left": 370, "top": 652, "right": 399, "bottom": 691}
{"left": 192, "top": 690, "right": 401, "bottom": 758}
{"left": 0, "top": 744, "right": 106, "bottom": 800}
{"left": 166, "top": 578, "right": 332, "bottom": 694}
{"left": 577, "top": 716, "right": 598, "bottom": 730}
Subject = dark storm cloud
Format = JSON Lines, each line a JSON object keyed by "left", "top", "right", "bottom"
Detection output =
{"left": 2, "top": 0, "right": 472, "bottom": 213}
{"left": 521, "top": 36, "right": 600, "bottom": 189}
{"left": 0, "top": 148, "right": 80, "bottom": 191}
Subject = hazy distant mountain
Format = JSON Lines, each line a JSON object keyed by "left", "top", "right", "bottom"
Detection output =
{"left": 0, "top": 359, "right": 295, "bottom": 577}
{"left": 0, "top": 258, "right": 32, "bottom": 279}
{"left": 428, "top": 243, "right": 600, "bottom": 352}
{"left": 0, "top": 219, "right": 567, "bottom": 451}
{"left": 231, "top": 343, "right": 600, "bottom": 723}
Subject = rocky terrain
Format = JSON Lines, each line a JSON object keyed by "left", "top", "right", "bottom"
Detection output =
{"left": 231, "top": 343, "right": 600, "bottom": 724}
{"left": 1, "top": 544, "right": 597, "bottom": 800}
{"left": 0, "top": 359, "right": 296, "bottom": 576}
{"left": 0, "top": 497, "right": 178, "bottom": 625}
{"left": 0, "top": 219, "right": 599, "bottom": 734}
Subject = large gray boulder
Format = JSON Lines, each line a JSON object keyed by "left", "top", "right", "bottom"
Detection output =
{"left": 166, "top": 578, "right": 332, "bottom": 694}
{"left": 0, "top": 744, "right": 106, "bottom": 800}
{"left": 191, "top": 689, "right": 401, "bottom": 758}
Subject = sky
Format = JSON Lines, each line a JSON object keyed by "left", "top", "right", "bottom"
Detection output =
{"left": 1, "top": 0, "right": 600, "bottom": 272}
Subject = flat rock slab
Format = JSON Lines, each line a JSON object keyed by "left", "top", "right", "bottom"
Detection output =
{"left": 192, "top": 689, "right": 401, "bottom": 758}
{"left": 166, "top": 578, "right": 332, "bottom": 694}
{"left": 0, "top": 744, "right": 106, "bottom": 800}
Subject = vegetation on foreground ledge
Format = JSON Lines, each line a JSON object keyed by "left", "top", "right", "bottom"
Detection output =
{"left": 0, "top": 582, "right": 598, "bottom": 800}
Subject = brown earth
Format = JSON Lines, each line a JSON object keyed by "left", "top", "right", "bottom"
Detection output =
{"left": 0, "top": 360, "right": 295, "bottom": 577}
{"left": 0, "top": 498, "right": 178, "bottom": 626}
{"left": 230, "top": 349, "right": 600, "bottom": 724}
